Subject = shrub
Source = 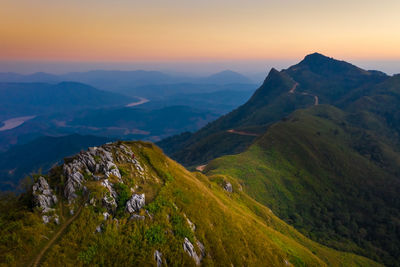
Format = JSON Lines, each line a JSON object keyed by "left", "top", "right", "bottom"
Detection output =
{"left": 145, "top": 225, "right": 165, "bottom": 245}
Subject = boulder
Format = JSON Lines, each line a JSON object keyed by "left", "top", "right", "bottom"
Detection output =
{"left": 126, "top": 194, "right": 145, "bottom": 213}
{"left": 103, "top": 212, "right": 110, "bottom": 220}
{"left": 224, "top": 182, "right": 233, "bottom": 193}
{"left": 154, "top": 250, "right": 162, "bottom": 267}
{"left": 42, "top": 215, "right": 50, "bottom": 224}
{"left": 183, "top": 237, "right": 200, "bottom": 265}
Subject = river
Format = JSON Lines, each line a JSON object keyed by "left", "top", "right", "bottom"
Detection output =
{"left": 0, "top": 115, "right": 36, "bottom": 131}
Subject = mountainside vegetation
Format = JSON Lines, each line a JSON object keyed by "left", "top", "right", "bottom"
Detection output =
{"left": 0, "top": 141, "right": 380, "bottom": 266}
{"left": 158, "top": 53, "right": 400, "bottom": 266}
{"left": 206, "top": 105, "right": 400, "bottom": 266}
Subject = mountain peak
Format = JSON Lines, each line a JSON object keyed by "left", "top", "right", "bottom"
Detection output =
{"left": 300, "top": 52, "right": 335, "bottom": 66}
{"left": 291, "top": 52, "right": 370, "bottom": 77}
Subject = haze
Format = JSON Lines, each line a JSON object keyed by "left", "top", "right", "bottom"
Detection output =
{"left": 1, "top": 0, "right": 400, "bottom": 75}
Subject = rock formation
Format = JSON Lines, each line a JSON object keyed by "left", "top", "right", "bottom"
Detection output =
{"left": 183, "top": 237, "right": 200, "bottom": 265}
{"left": 126, "top": 194, "right": 145, "bottom": 213}
{"left": 32, "top": 176, "right": 58, "bottom": 213}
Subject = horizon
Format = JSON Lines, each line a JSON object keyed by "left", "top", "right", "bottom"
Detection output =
{"left": 1, "top": 57, "right": 400, "bottom": 76}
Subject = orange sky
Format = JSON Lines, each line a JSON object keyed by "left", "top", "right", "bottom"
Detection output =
{"left": 1, "top": 0, "right": 400, "bottom": 62}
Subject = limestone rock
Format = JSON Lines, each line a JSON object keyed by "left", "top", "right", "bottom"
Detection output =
{"left": 32, "top": 176, "right": 58, "bottom": 213}
{"left": 224, "top": 182, "right": 233, "bottom": 193}
{"left": 183, "top": 237, "right": 200, "bottom": 265}
{"left": 126, "top": 194, "right": 145, "bottom": 213}
{"left": 103, "top": 212, "right": 110, "bottom": 220}
{"left": 154, "top": 250, "right": 162, "bottom": 267}
{"left": 42, "top": 215, "right": 50, "bottom": 224}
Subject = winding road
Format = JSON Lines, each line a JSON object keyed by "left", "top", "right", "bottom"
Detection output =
{"left": 196, "top": 165, "right": 207, "bottom": 172}
{"left": 290, "top": 82, "right": 319, "bottom": 106}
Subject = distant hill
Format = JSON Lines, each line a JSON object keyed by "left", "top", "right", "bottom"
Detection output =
{"left": 0, "top": 134, "right": 110, "bottom": 191}
{"left": 0, "top": 82, "right": 133, "bottom": 120}
{"left": 140, "top": 89, "right": 254, "bottom": 115}
{"left": 0, "top": 105, "right": 219, "bottom": 152}
{"left": 0, "top": 70, "right": 255, "bottom": 97}
{"left": 200, "top": 70, "right": 253, "bottom": 84}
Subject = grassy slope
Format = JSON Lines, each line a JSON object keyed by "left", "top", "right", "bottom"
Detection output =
{"left": 206, "top": 105, "right": 400, "bottom": 266}
{"left": 0, "top": 141, "right": 379, "bottom": 266}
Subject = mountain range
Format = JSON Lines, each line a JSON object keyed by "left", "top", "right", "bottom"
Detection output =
{"left": 1, "top": 53, "right": 399, "bottom": 266}
{"left": 0, "top": 70, "right": 255, "bottom": 96}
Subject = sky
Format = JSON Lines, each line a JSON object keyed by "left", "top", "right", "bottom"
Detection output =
{"left": 1, "top": 0, "right": 400, "bottom": 74}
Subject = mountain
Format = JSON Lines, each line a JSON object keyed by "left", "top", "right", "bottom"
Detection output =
{"left": 201, "top": 70, "right": 253, "bottom": 84}
{"left": 0, "top": 134, "right": 110, "bottom": 191}
{"left": 0, "top": 72, "right": 60, "bottom": 83}
{"left": 120, "top": 83, "right": 255, "bottom": 98}
{"left": 66, "top": 105, "right": 219, "bottom": 138}
{"left": 0, "top": 70, "right": 255, "bottom": 96}
{"left": 158, "top": 53, "right": 388, "bottom": 166}
{"left": 205, "top": 105, "right": 400, "bottom": 266}
{"left": 0, "top": 141, "right": 379, "bottom": 266}
{"left": 0, "top": 82, "right": 134, "bottom": 120}
{"left": 158, "top": 53, "right": 400, "bottom": 266}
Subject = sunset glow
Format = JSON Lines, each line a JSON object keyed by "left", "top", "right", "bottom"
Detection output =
{"left": 1, "top": 0, "right": 400, "bottom": 62}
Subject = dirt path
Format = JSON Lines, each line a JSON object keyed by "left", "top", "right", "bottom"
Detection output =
{"left": 226, "top": 129, "right": 260, "bottom": 137}
{"left": 31, "top": 205, "right": 83, "bottom": 267}
{"left": 289, "top": 83, "right": 299, "bottom": 94}
{"left": 196, "top": 165, "right": 207, "bottom": 172}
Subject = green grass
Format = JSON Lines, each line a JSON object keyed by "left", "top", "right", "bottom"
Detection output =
{"left": 207, "top": 105, "right": 400, "bottom": 266}
{"left": 0, "top": 140, "right": 382, "bottom": 266}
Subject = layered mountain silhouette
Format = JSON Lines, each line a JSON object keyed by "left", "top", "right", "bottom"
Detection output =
{"left": 0, "top": 82, "right": 134, "bottom": 120}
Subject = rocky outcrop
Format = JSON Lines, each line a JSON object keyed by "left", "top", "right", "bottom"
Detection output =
{"left": 32, "top": 176, "right": 58, "bottom": 213}
{"left": 63, "top": 144, "right": 123, "bottom": 202}
{"left": 154, "top": 250, "right": 162, "bottom": 267}
{"left": 224, "top": 181, "right": 233, "bottom": 193}
{"left": 126, "top": 194, "right": 145, "bottom": 213}
{"left": 183, "top": 237, "right": 200, "bottom": 265}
